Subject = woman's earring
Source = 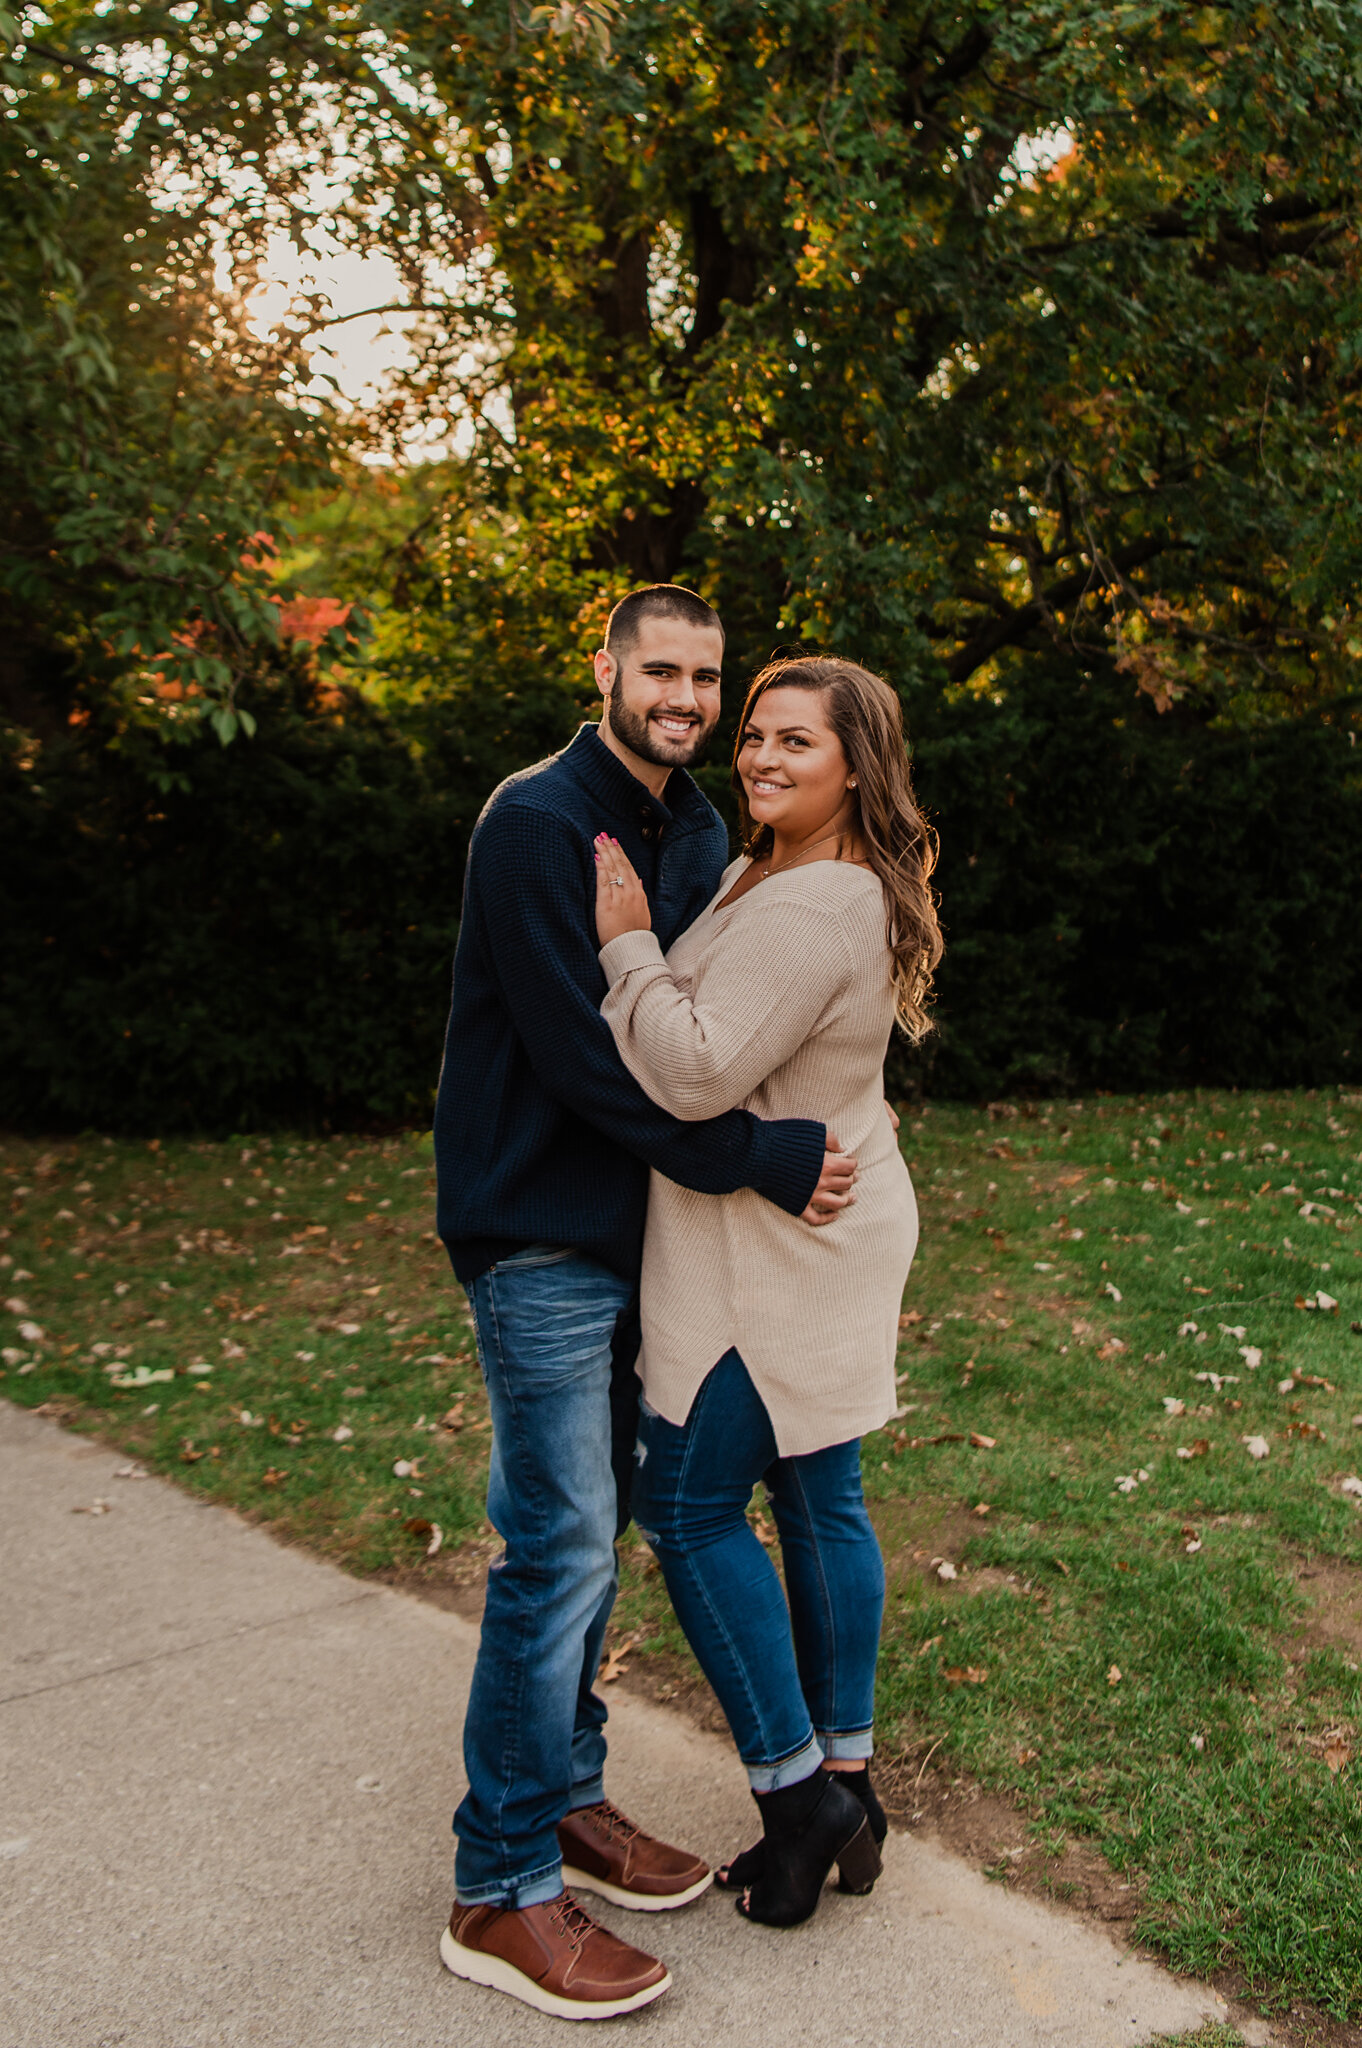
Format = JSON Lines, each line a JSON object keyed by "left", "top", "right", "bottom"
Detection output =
{"left": 848, "top": 778, "right": 857, "bottom": 789}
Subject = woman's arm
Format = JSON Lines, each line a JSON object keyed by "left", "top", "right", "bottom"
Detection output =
{"left": 595, "top": 840, "right": 855, "bottom": 1121}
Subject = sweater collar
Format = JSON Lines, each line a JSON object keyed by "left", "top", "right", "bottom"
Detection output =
{"left": 559, "top": 722, "right": 713, "bottom": 835}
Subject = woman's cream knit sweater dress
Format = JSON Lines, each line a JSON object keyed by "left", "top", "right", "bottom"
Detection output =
{"left": 598, "top": 855, "right": 918, "bottom": 1458}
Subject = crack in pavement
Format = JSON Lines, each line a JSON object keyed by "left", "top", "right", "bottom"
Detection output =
{"left": 0, "top": 1589, "right": 378, "bottom": 1708}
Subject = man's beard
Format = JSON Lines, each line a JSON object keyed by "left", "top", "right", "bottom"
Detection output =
{"left": 607, "top": 690, "right": 715, "bottom": 771}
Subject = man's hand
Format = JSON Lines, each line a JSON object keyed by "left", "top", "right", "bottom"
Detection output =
{"left": 802, "top": 1132, "right": 857, "bottom": 1226}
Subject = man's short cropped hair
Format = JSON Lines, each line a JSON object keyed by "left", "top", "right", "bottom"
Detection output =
{"left": 603, "top": 584, "right": 724, "bottom": 659}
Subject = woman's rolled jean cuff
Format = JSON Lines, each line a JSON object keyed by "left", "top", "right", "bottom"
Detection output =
{"left": 820, "top": 1728, "right": 874, "bottom": 1762}
{"left": 744, "top": 1732, "right": 824, "bottom": 1793}
{"left": 456, "top": 1858, "right": 564, "bottom": 1911}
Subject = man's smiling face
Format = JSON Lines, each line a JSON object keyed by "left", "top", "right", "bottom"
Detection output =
{"left": 594, "top": 615, "right": 724, "bottom": 774}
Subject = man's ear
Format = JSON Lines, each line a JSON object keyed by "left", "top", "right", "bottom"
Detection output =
{"left": 593, "top": 649, "right": 616, "bottom": 700}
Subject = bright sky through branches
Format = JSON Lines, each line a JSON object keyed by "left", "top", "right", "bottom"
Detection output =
{"left": 220, "top": 230, "right": 417, "bottom": 411}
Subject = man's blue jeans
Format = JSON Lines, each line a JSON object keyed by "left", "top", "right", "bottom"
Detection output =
{"left": 632, "top": 1348, "right": 884, "bottom": 1790}
{"left": 454, "top": 1247, "right": 638, "bottom": 1908}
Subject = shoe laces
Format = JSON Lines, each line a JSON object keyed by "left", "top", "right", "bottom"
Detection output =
{"left": 583, "top": 1798, "right": 641, "bottom": 1847}
{"left": 547, "top": 1892, "right": 600, "bottom": 1951}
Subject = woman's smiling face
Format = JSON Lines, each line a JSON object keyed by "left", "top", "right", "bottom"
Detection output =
{"left": 737, "top": 685, "right": 852, "bottom": 840}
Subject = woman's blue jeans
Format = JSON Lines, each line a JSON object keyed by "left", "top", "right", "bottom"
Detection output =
{"left": 632, "top": 1348, "right": 885, "bottom": 1790}
{"left": 454, "top": 1246, "right": 639, "bottom": 1908}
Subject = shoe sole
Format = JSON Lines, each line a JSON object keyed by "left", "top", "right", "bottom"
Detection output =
{"left": 562, "top": 1863, "right": 714, "bottom": 1913}
{"left": 440, "top": 1927, "right": 671, "bottom": 2020}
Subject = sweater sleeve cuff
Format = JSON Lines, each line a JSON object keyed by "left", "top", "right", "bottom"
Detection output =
{"left": 751, "top": 1116, "right": 827, "bottom": 1217}
{"left": 598, "top": 929, "right": 667, "bottom": 986}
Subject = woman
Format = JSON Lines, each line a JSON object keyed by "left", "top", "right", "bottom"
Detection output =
{"left": 592, "top": 654, "right": 942, "bottom": 1929}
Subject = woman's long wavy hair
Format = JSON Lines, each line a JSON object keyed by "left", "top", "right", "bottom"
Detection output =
{"left": 733, "top": 656, "right": 944, "bottom": 1039}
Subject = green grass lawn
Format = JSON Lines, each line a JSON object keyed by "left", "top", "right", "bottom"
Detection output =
{"left": 4, "top": 1092, "right": 1362, "bottom": 2022}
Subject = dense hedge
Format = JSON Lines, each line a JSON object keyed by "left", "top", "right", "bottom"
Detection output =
{"left": 902, "top": 668, "right": 1362, "bottom": 1099}
{"left": 4, "top": 663, "right": 1359, "bottom": 1132}
{"left": 2, "top": 673, "right": 470, "bottom": 1132}
{"left": 901, "top": 671, "right": 1359, "bottom": 1097}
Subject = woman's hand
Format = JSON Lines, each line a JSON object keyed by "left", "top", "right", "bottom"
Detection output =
{"left": 594, "top": 835, "right": 652, "bottom": 947}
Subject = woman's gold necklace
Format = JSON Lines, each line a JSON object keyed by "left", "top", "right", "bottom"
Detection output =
{"left": 759, "top": 832, "right": 848, "bottom": 880}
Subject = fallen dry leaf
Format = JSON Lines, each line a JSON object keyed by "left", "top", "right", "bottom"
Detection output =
{"left": 899, "top": 1310, "right": 925, "bottom": 1329}
{"left": 260, "top": 1467, "right": 288, "bottom": 1487}
{"left": 971, "top": 1501, "right": 992, "bottom": 1517}
{"left": 598, "top": 1630, "right": 644, "bottom": 1684}
{"left": 944, "top": 1665, "right": 988, "bottom": 1686}
{"left": 969, "top": 1431, "right": 998, "bottom": 1450}
{"left": 1107, "top": 1664, "right": 1123, "bottom": 1687}
{"left": 1243, "top": 1435, "right": 1271, "bottom": 1460}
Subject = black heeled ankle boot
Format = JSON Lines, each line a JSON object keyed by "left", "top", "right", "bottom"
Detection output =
{"left": 717, "top": 1764, "right": 888, "bottom": 1895}
{"left": 735, "top": 1769, "right": 881, "bottom": 1928}
{"left": 833, "top": 1765, "right": 888, "bottom": 1893}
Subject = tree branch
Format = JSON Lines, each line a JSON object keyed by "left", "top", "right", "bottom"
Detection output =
{"left": 944, "top": 539, "right": 1168, "bottom": 682}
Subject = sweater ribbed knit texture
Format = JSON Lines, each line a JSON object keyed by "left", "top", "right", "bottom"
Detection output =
{"left": 434, "top": 725, "right": 827, "bottom": 1286}
{"left": 600, "top": 856, "right": 919, "bottom": 1457}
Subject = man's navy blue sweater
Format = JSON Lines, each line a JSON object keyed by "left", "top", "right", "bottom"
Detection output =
{"left": 434, "top": 723, "right": 827, "bottom": 1285}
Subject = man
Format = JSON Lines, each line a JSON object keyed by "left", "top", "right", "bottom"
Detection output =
{"left": 433, "top": 583, "right": 857, "bottom": 2021}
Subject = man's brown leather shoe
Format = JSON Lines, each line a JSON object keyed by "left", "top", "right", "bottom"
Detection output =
{"left": 440, "top": 1892, "right": 671, "bottom": 2020}
{"left": 558, "top": 1798, "right": 712, "bottom": 1911}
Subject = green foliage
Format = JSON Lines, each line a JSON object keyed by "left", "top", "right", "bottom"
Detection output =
{"left": 4, "top": 1, "right": 1361, "bottom": 1122}
{"left": 4, "top": 659, "right": 1357, "bottom": 1131}
{"left": 0, "top": 1, "right": 393, "bottom": 740}
{"left": 904, "top": 665, "right": 1362, "bottom": 1097}
{"left": 360, "top": 0, "right": 1362, "bottom": 722}
{"left": 0, "top": 662, "right": 467, "bottom": 1130}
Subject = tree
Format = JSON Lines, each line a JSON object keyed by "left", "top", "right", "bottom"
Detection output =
{"left": 360, "top": 0, "right": 1362, "bottom": 727}
{"left": 0, "top": 1, "right": 386, "bottom": 747}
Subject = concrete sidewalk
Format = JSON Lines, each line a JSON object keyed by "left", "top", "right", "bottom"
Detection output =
{"left": 1, "top": 1401, "right": 1237, "bottom": 2048}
